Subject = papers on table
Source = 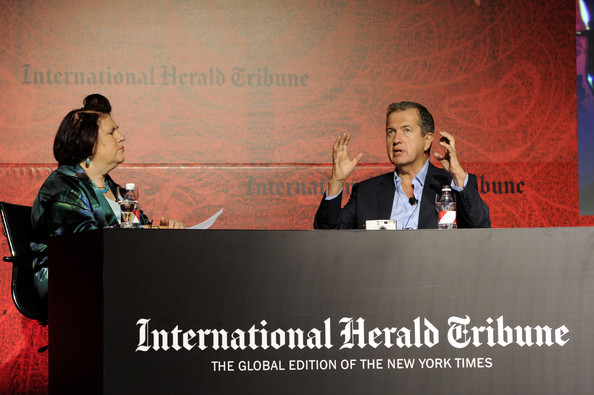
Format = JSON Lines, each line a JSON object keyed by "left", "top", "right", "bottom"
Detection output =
{"left": 188, "top": 208, "right": 224, "bottom": 230}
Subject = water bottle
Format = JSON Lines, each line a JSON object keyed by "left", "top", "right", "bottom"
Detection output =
{"left": 436, "top": 185, "right": 457, "bottom": 229}
{"left": 120, "top": 183, "right": 140, "bottom": 228}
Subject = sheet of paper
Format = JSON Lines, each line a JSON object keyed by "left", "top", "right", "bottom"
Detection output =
{"left": 188, "top": 208, "right": 224, "bottom": 230}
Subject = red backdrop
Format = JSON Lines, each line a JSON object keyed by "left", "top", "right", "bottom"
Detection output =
{"left": 1, "top": 0, "right": 591, "bottom": 392}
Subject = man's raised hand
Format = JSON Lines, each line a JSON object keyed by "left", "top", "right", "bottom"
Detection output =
{"left": 328, "top": 133, "right": 363, "bottom": 196}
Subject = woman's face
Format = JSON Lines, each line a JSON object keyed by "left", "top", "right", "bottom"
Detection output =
{"left": 93, "top": 115, "right": 125, "bottom": 171}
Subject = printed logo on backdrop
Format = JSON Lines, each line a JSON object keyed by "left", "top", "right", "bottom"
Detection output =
{"left": 244, "top": 177, "right": 527, "bottom": 198}
{"left": 22, "top": 64, "right": 309, "bottom": 88}
{"left": 135, "top": 315, "right": 569, "bottom": 373}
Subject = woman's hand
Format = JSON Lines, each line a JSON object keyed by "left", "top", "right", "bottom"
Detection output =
{"left": 159, "top": 216, "right": 186, "bottom": 229}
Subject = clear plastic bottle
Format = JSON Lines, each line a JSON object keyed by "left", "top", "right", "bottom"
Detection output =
{"left": 436, "top": 185, "right": 457, "bottom": 229}
{"left": 120, "top": 183, "right": 140, "bottom": 228}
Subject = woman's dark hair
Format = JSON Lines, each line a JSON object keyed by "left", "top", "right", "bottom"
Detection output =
{"left": 83, "top": 93, "right": 112, "bottom": 113}
{"left": 53, "top": 94, "right": 111, "bottom": 166}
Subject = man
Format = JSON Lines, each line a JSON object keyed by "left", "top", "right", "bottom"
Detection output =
{"left": 314, "top": 101, "right": 491, "bottom": 229}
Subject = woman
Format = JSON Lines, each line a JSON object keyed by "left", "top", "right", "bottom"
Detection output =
{"left": 31, "top": 94, "right": 184, "bottom": 298}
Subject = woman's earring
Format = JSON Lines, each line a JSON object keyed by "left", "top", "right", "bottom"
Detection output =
{"left": 86, "top": 157, "right": 91, "bottom": 167}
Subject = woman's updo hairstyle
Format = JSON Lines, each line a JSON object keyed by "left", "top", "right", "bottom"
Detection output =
{"left": 53, "top": 94, "right": 112, "bottom": 166}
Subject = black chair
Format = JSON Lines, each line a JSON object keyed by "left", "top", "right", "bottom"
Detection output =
{"left": 0, "top": 201, "right": 48, "bottom": 325}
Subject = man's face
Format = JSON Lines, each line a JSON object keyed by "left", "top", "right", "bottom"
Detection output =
{"left": 386, "top": 108, "right": 433, "bottom": 170}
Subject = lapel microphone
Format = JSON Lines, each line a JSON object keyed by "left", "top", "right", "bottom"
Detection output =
{"left": 409, "top": 184, "right": 417, "bottom": 205}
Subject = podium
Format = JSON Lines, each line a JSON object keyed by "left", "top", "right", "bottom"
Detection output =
{"left": 49, "top": 228, "right": 594, "bottom": 394}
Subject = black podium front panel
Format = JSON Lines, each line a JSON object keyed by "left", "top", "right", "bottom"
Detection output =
{"left": 49, "top": 228, "right": 594, "bottom": 394}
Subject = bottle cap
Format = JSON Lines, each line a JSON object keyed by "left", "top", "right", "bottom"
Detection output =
{"left": 442, "top": 185, "right": 451, "bottom": 191}
{"left": 126, "top": 183, "right": 135, "bottom": 190}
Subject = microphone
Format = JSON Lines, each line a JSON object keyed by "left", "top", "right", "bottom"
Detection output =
{"left": 409, "top": 196, "right": 417, "bottom": 205}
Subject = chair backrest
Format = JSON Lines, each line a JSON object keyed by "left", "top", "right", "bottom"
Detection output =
{"left": 0, "top": 201, "right": 47, "bottom": 321}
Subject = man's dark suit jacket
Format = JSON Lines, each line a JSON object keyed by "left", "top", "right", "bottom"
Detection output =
{"left": 314, "top": 163, "right": 491, "bottom": 229}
